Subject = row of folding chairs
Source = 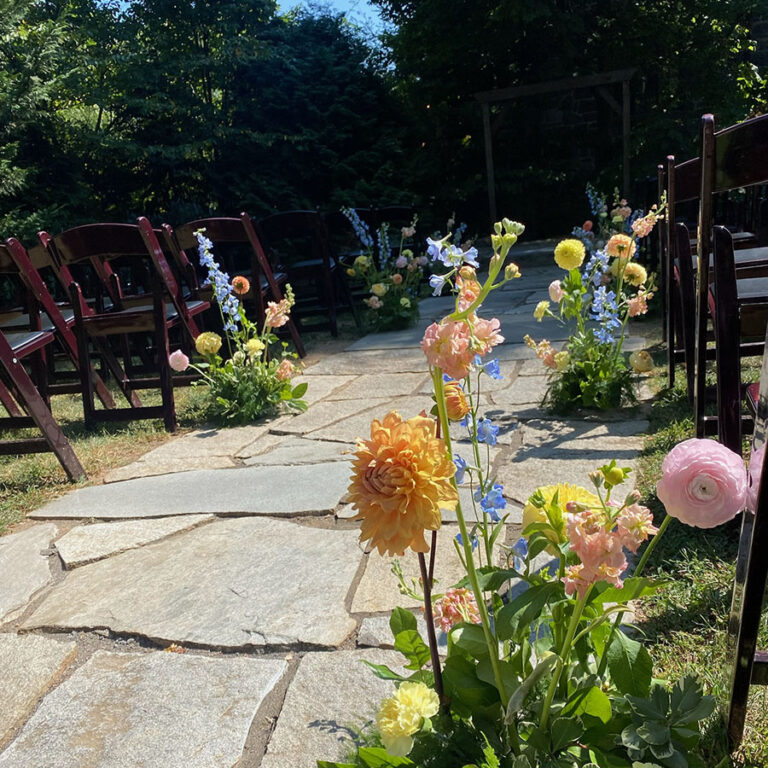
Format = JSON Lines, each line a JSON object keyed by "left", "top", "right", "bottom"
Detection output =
{"left": 658, "top": 112, "right": 768, "bottom": 748}
{"left": 0, "top": 208, "right": 379, "bottom": 480}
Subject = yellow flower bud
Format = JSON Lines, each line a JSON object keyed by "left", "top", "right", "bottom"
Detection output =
{"left": 444, "top": 380, "right": 469, "bottom": 421}
{"left": 505, "top": 262, "right": 521, "bottom": 280}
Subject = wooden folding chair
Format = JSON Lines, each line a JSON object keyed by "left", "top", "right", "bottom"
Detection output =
{"left": 38, "top": 221, "right": 197, "bottom": 431}
{"left": 695, "top": 114, "right": 768, "bottom": 441}
{"left": 726, "top": 323, "right": 768, "bottom": 746}
{"left": 169, "top": 213, "right": 306, "bottom": 357}
{"left": 0, "top": 327, "right": 85, "bottom": 481}
{"left": 0, "top": 238, "right": 116, "bottom": 410}
{"left": 256, "top": 210, "right": 361, "bottom": 336}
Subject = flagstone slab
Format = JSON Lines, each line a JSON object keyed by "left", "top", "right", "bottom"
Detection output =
{"left": 23, "top": 517, "right": 361, "bottom": 649}
{"left": 0, "top": 634, "right": 77, "bottom": 749}
{"left": 521, "top": 419, "right": 649, "bottom": 449}
{"left": 351, "top": 525, "right": 506, "bottom": 614}
{"left": 346, "top": 325, "right": 429, "bottom": 351}
{"left": 29, "top": 462, "right": 351, "bottom": 520}
{"left": 307, "top": 396, "right": 434, "bottom": 443}
{"left": 243, "top": 436, "right": 354, "bottom": 466}
{"left": 261, "top": 649, "right": 406, "bottom": 768}
{"left": 297, "top": 374, "right": 358, "bottom": 405}
{"left": 104, "top": 455, "right": 237, "bottom": 483}
{"left": 303, "top": 349, "right": 427, "bottom": 376}
{"left": 54, "top": 515, "right": 215, "bottom": 568}
{"left": 270, "top": 398, "right": 390, "bottom": 436}
{"left": 326, "top": 373, "right": 429, "bottom": 400}
{"left": 357, "top": 614, "right": 448, "bottom": 656}
{"left": 490, "top": 374, "right": 549, "bottom": 406}
{"left": 0, "top": 650, "right": 287, "bottom": 768}
{"left": 0, "top": 524, "right": 57, "bottom": 623}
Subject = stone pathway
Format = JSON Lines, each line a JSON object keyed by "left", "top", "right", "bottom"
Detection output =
{"left": 0, "top": 256, "right": 654, "bottom": 767}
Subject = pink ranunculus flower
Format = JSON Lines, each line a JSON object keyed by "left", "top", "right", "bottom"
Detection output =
{"left": 421, "top": 320, "right": 474, "bottom": 380}
{"left": 395, "top": 255, "right": 408, "bottom": 269}
{"left": 548, "top": 280, "right": 564, "bottom": 303}
{"left": 169, "top": 349, "right": 190, "bottom": 372}
{"left": 433, "top": 588, "right": 481, "bottom": 632}
{"left": 656, "top": 438, "right": 747, "bottom": 528}
{"left": 275, "top": 359, "right": 294, "bottom": 381}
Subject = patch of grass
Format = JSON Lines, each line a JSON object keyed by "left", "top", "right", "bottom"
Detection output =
{"left": 635, "top": 362, "right": 768, "bottom": 767}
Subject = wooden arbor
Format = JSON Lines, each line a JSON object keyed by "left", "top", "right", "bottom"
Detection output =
{"left": 475, "top": 68, "right": 636, "bottom": 226}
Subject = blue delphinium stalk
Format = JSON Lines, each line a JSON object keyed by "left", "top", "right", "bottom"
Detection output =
{"left": 196, "top": 231, "right": 240, "bottom": 332}
{"left": 377, "top": 224, "right": 391, "bottom": 268}
{"left": 453, "top": 222, "right": 468, "bottom": 245}
{"left": 590, "top": 285, "right": 621, "bottom": 344}
{"left": 476, "top": 417, "right": 499, "bottom": 445}
{"left": 454, "top": 456, "right": 468, "bottom": 484}
{"left": 586, "top": 182, "right": 607, "bottom": 218}
{"left": 474, "top": 482, "right": 506, "bottom": 522}
{"left": 427, "top": 236, "right": 480, "bottom": 269}
{"left": 583, "top": 249, "right": 610, "bottom": 287}
{"left": 341, "top": 207, "right": 374, "bottom": 250}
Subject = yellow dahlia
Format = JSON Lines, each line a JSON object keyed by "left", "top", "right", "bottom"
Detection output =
{"left": 195, "top": 331, "right": 222, "bottom": 356}
{"left": 349, "top": 411, "right": 458, "bottom": 556}
{"left": 554, "top": 239, "right": 586, "bottom": 271}
{"left": 245, "top": 338, "right": 264, "bottom": 356}
{"left": 522, "top": 483, "right": 600, "bottom": 552}
{"left": 377, "top": 682, "right": 439, "bottom": 757}
{"left": 623, "top": 262, "right": 647, "bottom": 287}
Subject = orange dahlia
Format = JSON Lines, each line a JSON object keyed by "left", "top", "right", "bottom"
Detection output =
{"left": 348, "top": 411, "right": 458, "bottom": 556}
{"left": 232, "top": 275, "right": 251, "bottom": 295}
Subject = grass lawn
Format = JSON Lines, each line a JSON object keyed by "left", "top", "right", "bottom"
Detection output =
{"left": 636, "top": 347, "right": 768, "bottom": 767}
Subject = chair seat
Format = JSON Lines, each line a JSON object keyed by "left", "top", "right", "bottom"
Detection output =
{"left": 4, "top": 329, "right": 54, "bottom": 357}
{"left": 0, "top": 307, "right": 76, "bottom": 333}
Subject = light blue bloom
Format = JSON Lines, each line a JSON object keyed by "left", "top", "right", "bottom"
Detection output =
{"left": 476, "top": 418, "right": 499, "bottom": 445}
{"left": 196, "top": 231, "right": 240, "bottom": 331}
{"left": 429, "top": 274, "right": 446, "bottom": 296}
{"left": 453, "top": 455, "right": 467, "bottom": 484}
{"left": 341, "top": 207, "right": 373, "bottom": 249}
{"left": 474, "top": 482, "right": 506, "bottom": 521}
{"left": 426, "top": 237, "right": 445, "bottom": 261}
{"left": 474, "top": 355, "right": 502, "bottom": 380}
{"left": 456, "top": 532, "right": 478, "bottom": 550}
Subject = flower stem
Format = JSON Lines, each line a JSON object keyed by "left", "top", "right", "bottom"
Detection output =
{"left": 418, "top": 551, "right": 445, "bottom": 707}
{"left": 540, "top": 591, "right": 589, "bottom": 729}
{"left": 432, "top": 369, "right": 509, "bottom": 708}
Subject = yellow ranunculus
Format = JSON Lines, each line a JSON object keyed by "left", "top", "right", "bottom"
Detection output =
{"left": 377, "top": 682, "right": 439, "bottom": 757}
{"left": 348, "top": 411, "right": 458, "bottom": 556}
{"left": 371, "top": 282, "right": 388, "bottom": 297}
{"left": 195, "top": 331, "right": 222, "bottom": 357}
{"left": 533, "top": 300, "right": 549, "bottom": 321}
{"left": 554, "top": 350, "right": 570, "bottom": 371}
{"left": 553, "top": 239, "right": 586, "bottom": 271}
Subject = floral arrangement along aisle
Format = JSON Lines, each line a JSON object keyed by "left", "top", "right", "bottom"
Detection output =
{"left": 168, "top": 231, "right": 307, "bottom": 424}
{"left": 341, "top": 208, "right": 426, "bottom": 331}
{"left": 317, "top": 221, "right": 743, "bottom": 768}
{"left": 526, "top": 191, "right": 665, "bottom": 412}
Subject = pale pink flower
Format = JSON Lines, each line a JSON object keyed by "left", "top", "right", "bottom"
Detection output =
{"left": 656, "top": 438, "right": 747, "bottom": 528}
{"left": 402, "top": 226, "right": 416, "bottom": 238}
{"left": 605, "top": 234, "right": 636, "bottom": 260}
{"left": 616, "top": 504, "right": 658, "bottom": 553}
{"left": 392, "top": 273, "right": 403, "bottom": 285}
{"left": 168, "top": 349, "right": 190, "bottom": 372}
{"left": 432, "top": 588, "right": 481, "bottom": 632}
{"left": 631, "top": 214, "right": 657, "bottom": 238}
{"left": 627, "top": 294, "right": 649, "bottom": 317}
{"left": 421, "top": 320, "right": 474, "bottom": 380}
{"left": 548, "top": 280, "right": 564, "bottom": 303}
{"left": 395, "top": 255, "right": 408, "bottom": 269}
{"left": 471, "top": 316, "right": 504, "bottom": 355}
{"left": 265, "top": 298, "right": 291, "bottom": 328}
{"left": 275, "top": 359, "right": 294, "bottom": 381}
{"left": 365, "top": 295, "right": 383, "bottom": 309}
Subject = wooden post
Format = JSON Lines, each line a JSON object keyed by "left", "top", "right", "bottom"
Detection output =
{"left": 481, "top": 102, "right": 497, "bottom": 227}
{"left": 622, "top": 79, "right": 631, "bottom": 194}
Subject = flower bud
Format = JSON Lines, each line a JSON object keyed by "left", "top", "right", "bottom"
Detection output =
{"left": 459, "top": 265, "right": 476, "bottom": 279}
{"left": 603, "top": 466, "right": 625, "bottom": 486}
{"left": 491, "top": 234, "right": 502, "bottom": 251}
{"left": 589, "top": 470, "right": 604, "bottom": 488}
{"left": 493, "top": 221, "right": 503, "bottom": 235}
{"left": 503, "top": 232, "right": 518, "bottom": 250}
{"left": 504, "top": 263, "right": 520, "bottom": 280}
{"left": 444, "top": 380, "right": 470, "bottom": 421}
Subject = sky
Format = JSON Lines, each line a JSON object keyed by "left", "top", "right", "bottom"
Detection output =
{"left": 285, "top": 0, "right": 386, "bottom": 33}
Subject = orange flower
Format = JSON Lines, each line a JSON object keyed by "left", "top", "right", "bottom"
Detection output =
{"left": 232, "top": 275, "right": 250, "bottom": 295}
{"left": 444, "top": 380, "right": 469, "bottom": 421}
{"left": 348, "top": 411, "right": 458, "bottom": 556}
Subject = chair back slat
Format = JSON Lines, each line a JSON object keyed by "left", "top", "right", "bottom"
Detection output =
{"left": 713, "top": 113, "right": 768, "bottom": 194}
{"left": 52, "top": 223, "right": 149, "bottom": 264}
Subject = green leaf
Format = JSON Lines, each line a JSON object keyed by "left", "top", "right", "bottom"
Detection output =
{"left": 505, "top": 653, "right": 558, "bottom": 721}
{"left": 562, "top": 685, "right": 612, "bottom": 724}
{"left": 358, "top": 747, "right": 416, "bottom": 767}
{"left": 317, "top": 762, "right": 357, "bottom": 768}
{"left": 589, "top": 578, "right": 664, "bottom": 605}
{"left": 606, "top": 631, "right": 652, "bottom": 697}
{"left": 550, "top": 716, "right": 584, "bottom": 752}
{"left": 669, "top": 676, "right": 715, "bottom": 724}
{"left": 450, "top": 623, "right": 490, "bottom": 659}
{"left": 291, "top": 381, "right": 308, "bottom": 398}
{"left": 637, "top": 721, "right": 671, "bottom": 746}
{"left": 389, "top": 607, "right": 417, "bottom": 639}
{"left": 394, "top": 629, "right": 431, "bottom": 670}
{"left": 496, "top": 582, "right": 563, "bottom": 641}
{"left": 361, "top": 661, "right": 405, "bottom": 682}
{"left": 443, "top": 655, "right": 500, "bottom": 711}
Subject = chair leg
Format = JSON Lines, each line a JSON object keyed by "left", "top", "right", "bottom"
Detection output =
{"left": 287, "top": 317, "right": 306, "bottom": 358}
{"left": 338, "top": 270, "right": 362, "bottom": 330}
{"left": 0, "top": 378, "right": 23, "bottom": 417}
{"left": 0, "top": 339, "right": 85, "bottom": 481}
{"left": 154, "top": 290, "right": 177, "bottom": 433}
{"left": 76, "top": 326, "right": 98, "bottom": 430}
{"left": 323, "top": 268, "right": 338, "bottom": 336}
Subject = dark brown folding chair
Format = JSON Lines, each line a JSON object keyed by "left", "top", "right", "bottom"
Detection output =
{"left": 0, "top": 238, "right": 116, "bottom": 410}
{"left": 37, "top": 220, "right": 200, "bottom": 431}
{"left": 726, "top": 323, "right": 768, "bottom": 747}
{"left": 0, "top": 327, "right": 85, "bottom": 481}
{"left": 695, "top": 114, "right": 768, "bottom": 441}
{"left": 169, "top": 213, "right": 306, "bottom": 357}
{"left": 256, "top": 210, "right": 360, "bottom": 336}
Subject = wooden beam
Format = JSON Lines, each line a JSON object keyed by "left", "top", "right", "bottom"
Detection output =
{"left": 481, "top": 102, "right": 497, "bottom": 227}
{"left": 596, "top": 85, "right": 621, "bottom": 115}
{"left": 622, "top": 79, "right": 631, "bottom": 193}
{"left": 475, "top": 68, "right": 636, "bottom": 104}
